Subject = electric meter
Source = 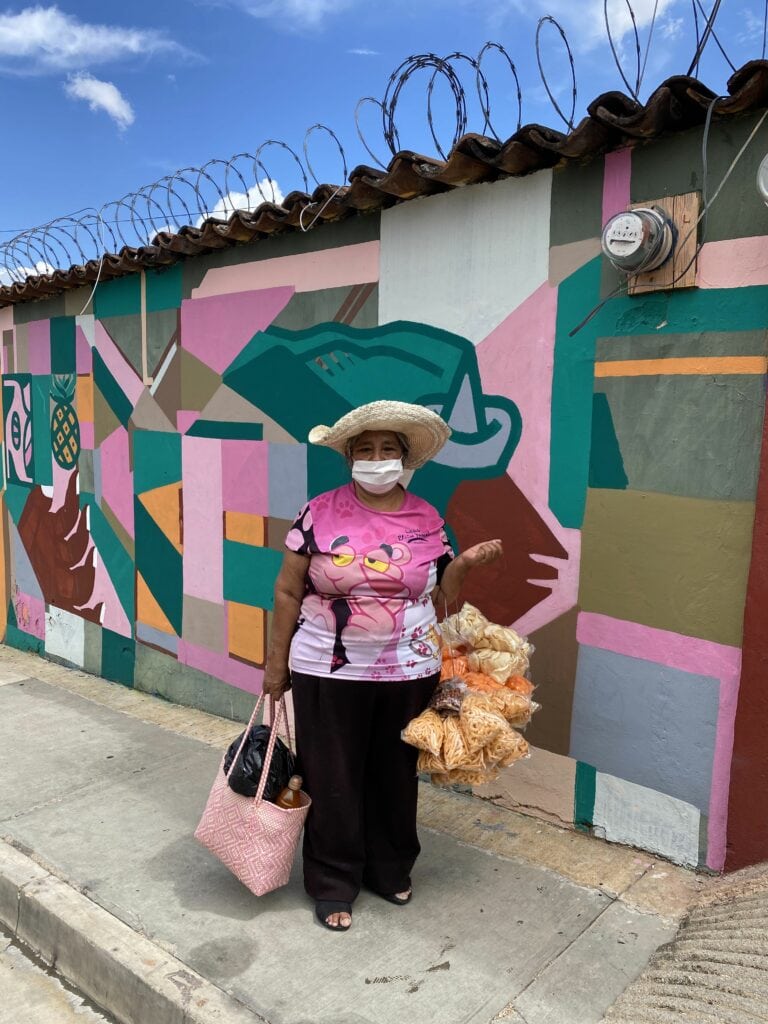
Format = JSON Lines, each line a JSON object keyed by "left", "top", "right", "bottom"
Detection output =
{"left": 601, "top": 206, "right": 675, "bottom": 274}
{"left": 757, "top": 153, "right": 768, "bottom": 206}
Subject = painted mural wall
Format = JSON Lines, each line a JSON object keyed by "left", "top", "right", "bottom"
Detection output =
{"left": 2, "top": 111, "right": 767, "bottom": 872}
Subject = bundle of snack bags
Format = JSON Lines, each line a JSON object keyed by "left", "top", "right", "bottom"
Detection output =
{"left": 402, "top": 603, "right": 539, "bottom": 787}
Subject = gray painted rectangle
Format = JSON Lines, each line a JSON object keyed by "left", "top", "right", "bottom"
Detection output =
{"left": 268, "top": 442, "right": 307, "bottom": 519}
{"left": 569, "top": 644, "right": 719, "bottom": 814}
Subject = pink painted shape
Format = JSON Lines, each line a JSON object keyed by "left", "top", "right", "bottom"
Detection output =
{"left": 13, "top": 591, "right": 45, "bottom": 640}
{"left": 88, "top": 553, "right": 132, "bottom": 637}
{"left": 76, "top": 326, "right": 92, "bottom": 374}
{"left": 93, "top": 321, "right": 144, "bottom": 408}
{"left": 180, "top": 287, "right": 293, "bottom": 374}
{"left": 191, "top": 240, "right": 380, "bottom": 300}
{"left": 27, "top": 320, "right": 51, "bottom": 375}
{"left": 697, "top": 236, "right": 768, "bottom": 289}
{"left": 178, "top": 639, "right": 264, "bottom": 694}
{"left": 182, "top": 436, "right": 223, "bottom": 602}
{"left": 99, "top": 427, "right": 134, "bottom": 538}
{"left": 222, "top": 440, "right": 269, "bottom": 515}
{"left": 80, "top": 422, "right": 94, "bottom": 450}
{"left": 602, "top": 148, "right": 632, "bottom": 224}
{"left": 476, "top": 281, "right": 580, "bottom": 636}
{"left": 177, "top": 411, "right": 200, "bottom": 434}
{"left": 577, "top": 611, "right": 741, "bottom": 872}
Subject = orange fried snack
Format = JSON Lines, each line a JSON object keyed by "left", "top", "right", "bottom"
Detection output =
{"left": 442, "top": 713, "right": 472, "bottom": 769}
{"left": 417, "top": 749, "right": 447, "bottom": 774}
{"left": 440, "top": 649, "right": 469, "bottom": 680}
{"left": 505, "top": 675, "right": 535, "bottom": 697}
{"left": 459, "top": 693, "right": 506, "bottom": 754}
{"left": 401, "top": 708, "right": 445, "bottom": 758}
{"left": 484, "top": 728, "right": 529, "bottom": 767}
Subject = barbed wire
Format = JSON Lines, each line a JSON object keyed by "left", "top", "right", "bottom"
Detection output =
{"left": 0, "top": 0, "right": 751, "bottom": 287}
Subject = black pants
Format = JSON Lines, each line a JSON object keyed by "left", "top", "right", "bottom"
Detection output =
{"left": 291, "top": 671, "right": 439, "bottom": 903}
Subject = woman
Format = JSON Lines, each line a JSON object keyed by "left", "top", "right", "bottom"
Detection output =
{"left": 262, "top": 400, "right": 502, "bottom": 931}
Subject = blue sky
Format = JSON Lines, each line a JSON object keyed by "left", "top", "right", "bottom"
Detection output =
{"left": 1, "top": 0, "right": 766, "bottom": 247}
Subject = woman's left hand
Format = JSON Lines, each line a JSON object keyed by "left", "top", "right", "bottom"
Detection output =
{"left": 460, "top": 538, "right": 503, "bottom": 568}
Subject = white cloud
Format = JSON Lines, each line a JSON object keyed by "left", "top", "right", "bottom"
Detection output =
{"left": 197, "top": 178, "right": 285, "bottom": 224}
{"left": 0, "top": 5, "right": 187, "bottom": 73}
{"left": 219, "top": 0, "right": 353, "bottom": 28}
{"left": 737, "top": 9, "right": 766, "bottom": 45}
{"left": 348, "top": 47, "right": 378, "bottom": 55}
{"left": 499, "top": 0, "right": 680, "bottom": 52}
{"left": 0, "top": 260, "right": 55, "bottom": 286}
{"left": 661, "top": 15, "right": 684, "bottom": 40}
{"left": 64, "top": 72, "right": 135, "bottom": 130}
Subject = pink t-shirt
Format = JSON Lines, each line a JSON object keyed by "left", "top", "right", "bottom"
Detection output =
{"left": 285, "top": 484, "right": 453, "bottom": 681}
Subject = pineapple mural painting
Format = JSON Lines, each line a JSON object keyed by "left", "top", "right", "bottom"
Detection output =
{"left": 50, "top": 374, "right": 80, "bottom": 469}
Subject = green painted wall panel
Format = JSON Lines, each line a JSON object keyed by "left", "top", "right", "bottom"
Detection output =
{"left": 579, "top": 488, "right": 755, "bottom": 647}
{"left": 596, "top": 329, "right": 768, "bottom": 362}
{"left": 134, "top": 499, "right": 183, "bottom": 634}
{"left": 223, "top": 540, "right": 283, "bottom": 609}
{"left": 550, "top": 159, "right": 604, "bottom": 247}
{"left": 595, "top": 373, "right": 766, "bottom": 501}
{"left": 133, "top": 431, "right": 182, "bottom": 493}
{"left": 94, "top": 274, "right": 141, "bottom": 319}
{"left": 31, "top": 376, "right": 52, "bottom": 487}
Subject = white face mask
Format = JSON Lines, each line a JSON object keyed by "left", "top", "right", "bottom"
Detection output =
{"left": 351, "top": 459, "right": 404, "bottom": 495}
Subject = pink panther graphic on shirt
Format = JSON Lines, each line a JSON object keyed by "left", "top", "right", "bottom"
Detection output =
{"left": 285, "top": 485, "right": 452, "bottom": 680}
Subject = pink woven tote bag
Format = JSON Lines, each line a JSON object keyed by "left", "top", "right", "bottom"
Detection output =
{"left": 195, "top": 695, "right": 310, "bottom": 896}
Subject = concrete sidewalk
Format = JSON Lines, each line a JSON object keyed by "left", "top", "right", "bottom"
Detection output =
{"left": 0, "top": 646, "right": 702, "bottom": 1024}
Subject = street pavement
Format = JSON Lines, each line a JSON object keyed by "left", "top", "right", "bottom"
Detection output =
{"left": 0, "top": 925, "right": 116, "bottom": 1024}
{"left": 0, "top": 646, "right": 704, "bottom": 1024}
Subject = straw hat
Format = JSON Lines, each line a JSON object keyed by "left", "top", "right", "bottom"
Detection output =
{"left": 308, "top": 400, "right": 451, "bottom": 469}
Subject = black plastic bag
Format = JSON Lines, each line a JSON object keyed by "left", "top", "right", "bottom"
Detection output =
{"left": 223, "top": 724, "right": 296, "bottom": 800}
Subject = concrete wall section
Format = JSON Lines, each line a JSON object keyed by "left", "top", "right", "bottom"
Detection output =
{"left": 2, "top": 115, "right": 767, "bottom": 869}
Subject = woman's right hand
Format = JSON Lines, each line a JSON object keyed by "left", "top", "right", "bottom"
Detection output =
{"left": 262, "top": 665, "right": 291, "bottom": 698}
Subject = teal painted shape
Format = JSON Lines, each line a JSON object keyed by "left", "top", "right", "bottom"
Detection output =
{"left": 93, "top": 349, "right": 132, "bottom": 427}
{"left": 94, "top": 275, "right": 141, "bottom": 319}
{"left": 134, "top": 498, "right": 182, "bottom": 633}
{"left": 101, "top": 628, "right": 135, "bottom": 687}
{"left": 85, "top": 498, "right": 135, "bottom": 626}
{"left": 574, "top": 761, "right": 597, "bottom": 833}
{"left": 6, "top": 623, "right": 43, "bottom": 654}
{"left": 133, "top": 431, "right": 181, "bottom": 494}
{"left": 146, "top": 265, "right": 183, "bottom": 312}
{"left": 608, "top": 284, "right": 768, "bottom": 337}
{"left": 186, "top": 420, "right": 263, "bottom": 440}
{"left": 549, "top": 258, "right": 602, "bottom": 528}
{"left": 50, "top": 317, "right": 76, "bottom": 375}
{"left": 223, "top": 540, "right": 283, "bottom": 609}
{"left": 4, "top": 483, "right": 30, "bottom": 525}
{"left": 224, "top": 321, "right": 521, "bottom": 513}
{"left": 588, "top": 393, "right": 628, "bottom": 490}
{"left": 6, "top": 598, "right": 17, "bottom": 628}
{"left": 31, "top": 376, "right": 52, "bottom": 486}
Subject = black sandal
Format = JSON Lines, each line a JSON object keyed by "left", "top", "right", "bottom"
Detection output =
{"left": 315, "top": 900, "right": 352, "bottom": 931}
{"left": 376, "top": 888, "right": 412, "bottom": 906}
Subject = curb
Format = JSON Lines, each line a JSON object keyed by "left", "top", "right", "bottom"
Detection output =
{"left": 0, "top": 838, "right": 269, "bottom": 1024}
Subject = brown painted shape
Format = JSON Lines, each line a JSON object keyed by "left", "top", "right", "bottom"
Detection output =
{"left": 180, "top": 348, "right": 221, "bottom": 411}
{"left": 93, "top": 383, "right": 121, "bottom": 448}
{"left": 446, "top": 476, "right": 568, "bottom": 626}
{"left": 579, "top": 488, "right": 754, "bottom": 648}
{"left": 130, "top": 391, "right": 176, "bottom": 433}
{"left": 199, "top": 385, "right": 296, "bottom": 443}
{"left": 727, "top": 404, "right": 768, "bottom": 870}
{"left": 18, "top": 473, "right": 101, "bottom": 621}
{"left": 152, "top": 348, "right": 181, "bottom": 423}
{"left": 182, "top": 595, "right": 226, "bottom": 653}
{"left": 523, "top": 607, "right": 579, "bottom": 757}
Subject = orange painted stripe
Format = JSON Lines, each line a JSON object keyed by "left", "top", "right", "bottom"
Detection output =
{"left": 224, "top": 511, "right": 265, "bottom": 546}
{"left": 595, "top": 357, "right": 768, "bottom": 378}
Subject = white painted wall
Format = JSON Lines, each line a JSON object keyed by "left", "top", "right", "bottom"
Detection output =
{"left": 379, "top": 172, "right": 553, "bottom": 344}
